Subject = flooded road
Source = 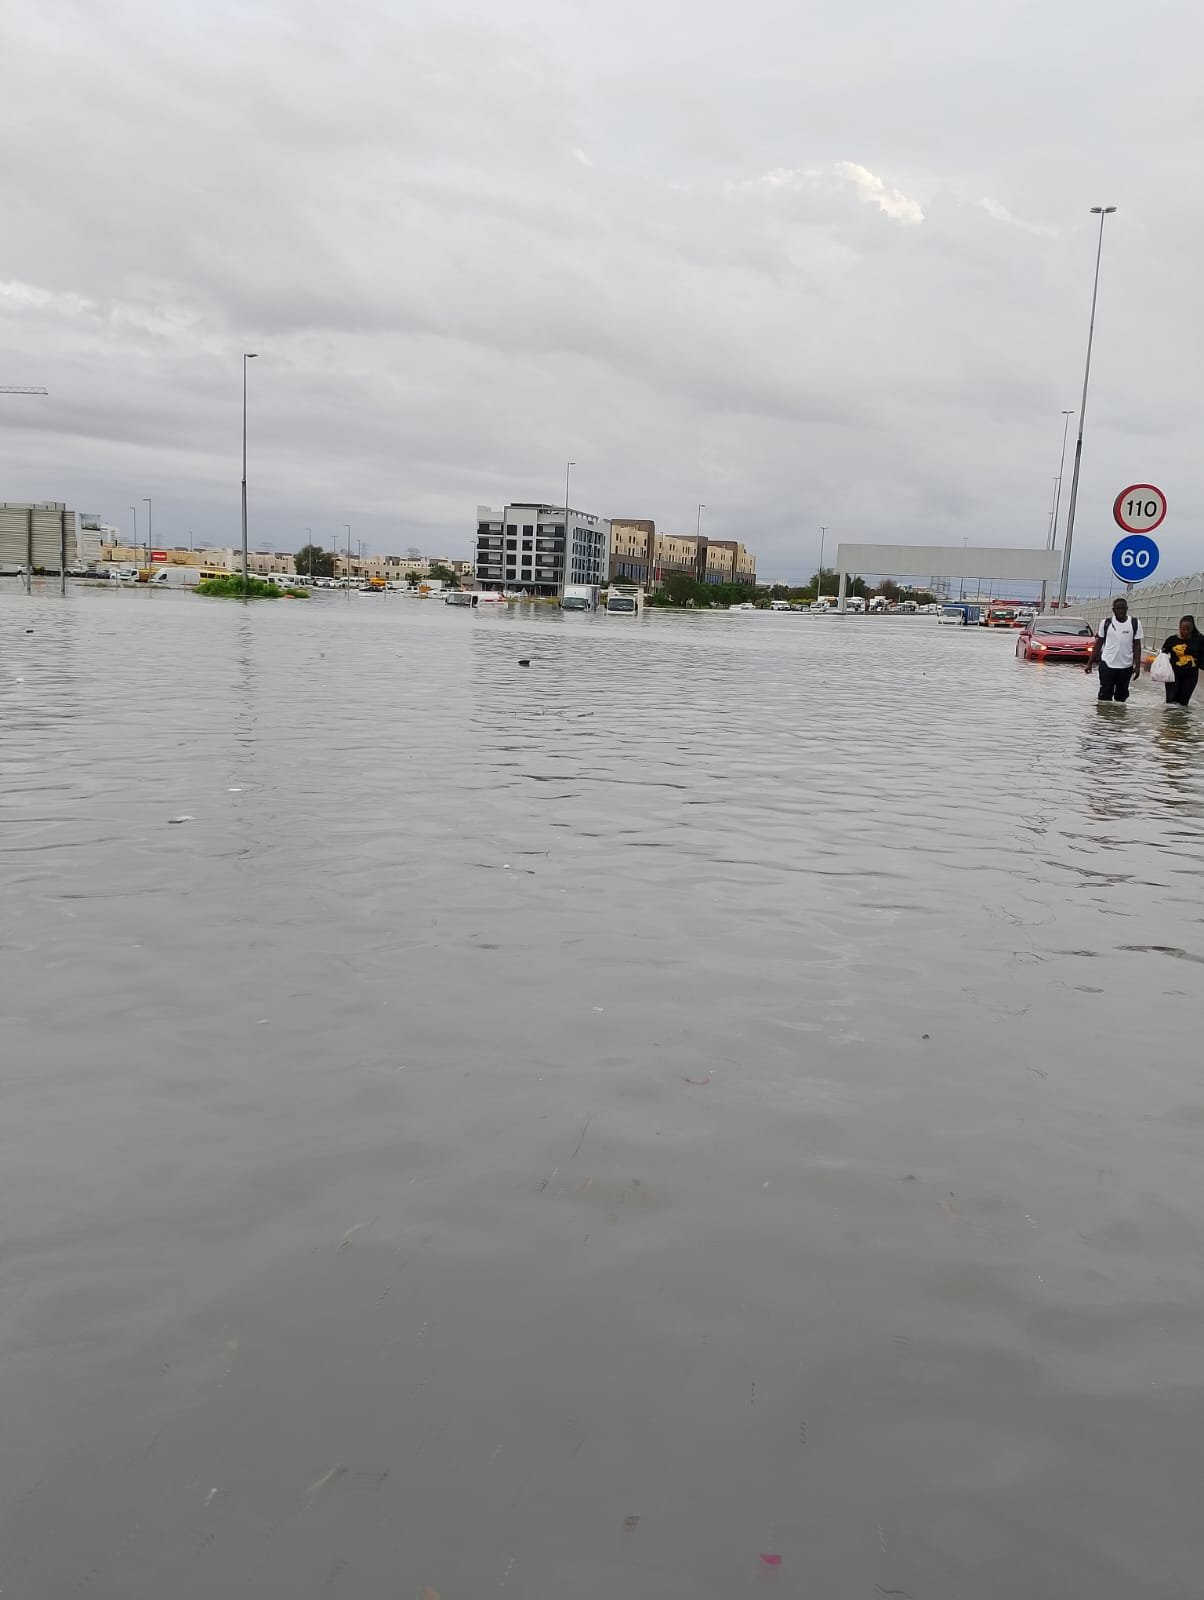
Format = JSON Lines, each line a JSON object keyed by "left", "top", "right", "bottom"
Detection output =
{"left": 3, "top": 588, "right": 1203, "bottom": 1598}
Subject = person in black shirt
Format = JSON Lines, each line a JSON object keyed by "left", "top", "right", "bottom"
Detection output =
{"left": 1160, "top": 614, "right": 1204, "bottom": 705}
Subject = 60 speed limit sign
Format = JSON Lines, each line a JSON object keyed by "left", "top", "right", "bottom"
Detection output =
{"left": 1113, "top": 483, "right": 1167, "bottom": 534}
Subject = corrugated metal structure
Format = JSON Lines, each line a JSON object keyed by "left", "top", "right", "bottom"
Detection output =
{"left": 0, "top": 502, "right": 76, "bottom": 583}
{"left": 1128, "top": 573, "right": 1204, "bottom": 649}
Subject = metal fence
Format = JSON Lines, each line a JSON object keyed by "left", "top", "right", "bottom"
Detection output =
{"left": 1128, "top": 573, "right": 1204, "bottom": 651}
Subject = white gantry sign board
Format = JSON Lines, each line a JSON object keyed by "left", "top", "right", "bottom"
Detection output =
{"left": 834, "top": 544, "right": 1063, "bottom": 583}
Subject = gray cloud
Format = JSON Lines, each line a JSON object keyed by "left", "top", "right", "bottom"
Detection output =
{"left": 1, "top": 0, "right": 1201, "bottom": 582}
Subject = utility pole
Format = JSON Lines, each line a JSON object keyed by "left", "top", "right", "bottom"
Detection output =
{"left": 241, "top": 353, "right": 258, "bottom": 600}
{"left": 1058, "top": 207, "right": 1116, "bottom": 608}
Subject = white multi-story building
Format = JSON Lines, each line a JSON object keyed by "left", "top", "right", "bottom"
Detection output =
{"left": 78, "top": 516, "right": 118, "bottom": 566}
{"left": 475, "top": 502, "right": 610, "bottom": 597}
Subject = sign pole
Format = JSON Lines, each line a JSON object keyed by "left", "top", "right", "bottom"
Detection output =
{"left": 1059, "top": 206, "right": 1116, "bottom": 608}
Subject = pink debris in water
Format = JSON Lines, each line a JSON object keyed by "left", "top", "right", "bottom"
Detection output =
{"left": 759, "top": 1553, "right": 782, "bottom": 1567}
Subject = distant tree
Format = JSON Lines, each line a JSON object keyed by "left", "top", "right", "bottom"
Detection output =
{"left": 878, "top": 578, "right": 901, "bottom": 603}
{"left": 426, "top": 562, "right": 460, "bottom": 588}
{"left": 662, "top": 572, "right": 700, "bottom": 606}
{"left": 296, "top": 544, "right": 335, "bottom": 578}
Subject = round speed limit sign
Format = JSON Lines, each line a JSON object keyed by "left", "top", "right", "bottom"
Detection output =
{"left": 1113, "top": 483, "right": 1167, "bottom": 534}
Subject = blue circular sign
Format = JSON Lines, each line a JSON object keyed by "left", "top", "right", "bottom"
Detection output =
{"left": 1111, "top": 534, "right": 1160, "bottom": 585}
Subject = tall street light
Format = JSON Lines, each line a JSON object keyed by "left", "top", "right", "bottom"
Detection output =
{"left": 241, "top": 353, "right": 258, "bottom": 600}
{"left": 344, "top": 524, "right": 352, "bottom": 601}
{"left": 1058, "top": 207, "right": 1116, "bottom": 608}
{"left": 130, "top": 504, "right": 137, "bottom": 566}
{"left": 564, "top": 461, "right": 575, "bottom": 597}
{"left": 143, "top": 497, "right": 152, "bottom": 570}
{"left": 1041, "top": 409, "right": 1075, "bottom": 611}
{"left": 817, "top": 526, "right": 827, "bottom": 602}
{"left": 696, "top": 503, "right": 705, "bottom": 538}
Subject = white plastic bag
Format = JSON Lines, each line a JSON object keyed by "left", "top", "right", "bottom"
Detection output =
{"left": 1150, "top": 651, "right": 1175, "bottom": 685}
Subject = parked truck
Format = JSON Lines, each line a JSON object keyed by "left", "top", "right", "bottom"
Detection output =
{"left": 561, "top": 584, "right": 600, "bottom": 612}
{"left": 605, "top": 583, "right": 644, "bottom": 615}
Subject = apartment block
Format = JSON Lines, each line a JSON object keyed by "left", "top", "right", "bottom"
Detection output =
{"left": 608, "top": 523, "right": 757, "bottom": 589}
{"left": 476, "top": 502, "right": 610, "bottom": 596}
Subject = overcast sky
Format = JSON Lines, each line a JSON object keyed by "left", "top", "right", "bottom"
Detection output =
{"left": 3, "top": 0, "right": 1202, "bottom": 582}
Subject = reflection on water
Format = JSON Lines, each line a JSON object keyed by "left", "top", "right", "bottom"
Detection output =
{"left": 3, "top": 589, "right": 1204, "bottom": 1599}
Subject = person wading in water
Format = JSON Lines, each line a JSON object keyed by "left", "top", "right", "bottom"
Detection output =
{"left": 1087, "top": 596, "right": 1142, "bottom": 702}
{"left": 1160, "top": 614, "right": 1204, "bottom": 706}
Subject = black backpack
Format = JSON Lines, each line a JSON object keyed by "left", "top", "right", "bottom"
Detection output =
{"left": 1102, "top": 614, "right": 1138, "bottom": 640}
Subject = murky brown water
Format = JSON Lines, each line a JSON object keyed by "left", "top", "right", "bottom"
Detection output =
{"left": 3, "top": 586, "right": 1204, "bottom": 1598}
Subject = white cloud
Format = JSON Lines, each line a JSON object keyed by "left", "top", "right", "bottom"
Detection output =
{"left": 976, "top": 197, "right": 1058, "bottom": 237}
{"left": 832, "top": 163, "right": 925, "bottom": 225}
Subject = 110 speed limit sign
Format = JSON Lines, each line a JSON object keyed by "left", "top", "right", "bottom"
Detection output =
{"left": 1113, "top": 483, "right": 1167, "bottom": 534}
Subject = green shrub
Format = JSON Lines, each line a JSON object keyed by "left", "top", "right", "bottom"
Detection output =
{"left": 195, "top": 576, "right": 309, "bottom": 600}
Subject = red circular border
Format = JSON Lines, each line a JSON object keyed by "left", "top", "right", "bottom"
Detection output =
{"left": 1113, "top": 483, "right": 1167, "bottom": 534}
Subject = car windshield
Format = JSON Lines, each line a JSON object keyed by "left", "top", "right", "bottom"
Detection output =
{"left": 1033, "top": 617, "right": 1092, "bottom": 637}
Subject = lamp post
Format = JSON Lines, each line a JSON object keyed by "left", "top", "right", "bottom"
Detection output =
{"left": 143, "top": 497, "right": 152, "bottom": 570}
{"left": 130, "top": 504, "right": 137, "bottom": 569}
{"left": 1041, "top": 409, "right": 1074, "bottom": 611}
{"left": 344, "top": 524, "right": 352, "bottom": 601}
{"left": 1058, "top": 207, "right": 1116, "bottom": 609}
{"left": 817, "top": 526, "right": 827, "bottom": 602}
{"left": 241, "top": 353, "right": 258, "bottom": 600}
{"left": 564, "top": 461, "right": 575, "bottom": 598}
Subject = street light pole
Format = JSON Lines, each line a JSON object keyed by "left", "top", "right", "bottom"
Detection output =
{"left": 241, "top": 353, "right": 258, "bottom": 600}
{"left": 1058, "top": 207, "right": 1116, "bottom": 609}
{"left": 1041, "top": 409, "right": 1074, "bottom": 611}
{"left": 130, "top": 504, "right": 137, "bottom": 570}
{"left": 344, "top": 524, "right": 351, "bottom": 601}
{"left": 143, "top": 497, "right": 152, "bottom": 570}
{"left": 564, "top": 461, "right": 575, "bottom": 600}
{"left": 817, "top": 526, "right": 827, "bottom": 602}
{"left": 696, "top": 503, "right": 705, "bottom": 539}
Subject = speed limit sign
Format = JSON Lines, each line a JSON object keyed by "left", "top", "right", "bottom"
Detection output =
{"left": 1113, "top": 483, "right": 1167, "bottom": 534}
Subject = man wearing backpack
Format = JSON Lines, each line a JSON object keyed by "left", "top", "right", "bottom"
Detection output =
{"left": 1087, "top": 595, "right": 1143, "bottom": 701}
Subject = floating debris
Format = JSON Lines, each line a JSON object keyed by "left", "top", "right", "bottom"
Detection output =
{"left": 305, "top": 1464, "right": 347, "bottom": 1498}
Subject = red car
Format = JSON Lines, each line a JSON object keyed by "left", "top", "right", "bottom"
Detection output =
{"left": 1016, "top": 615, "right": 1096, "bottom": 662}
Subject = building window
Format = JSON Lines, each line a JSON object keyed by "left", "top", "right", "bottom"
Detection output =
{"left": 522, "top": 525, "right": 533, "bottom": 536}
{"left": 506, "top": 539, "right": 517, "bottom": 551}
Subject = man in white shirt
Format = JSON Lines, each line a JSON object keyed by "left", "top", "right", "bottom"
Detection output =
{"left": 1087, "top": 596, "right": 1143, "bottom": 701}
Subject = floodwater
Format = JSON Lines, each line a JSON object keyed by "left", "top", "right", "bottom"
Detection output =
{"left": 2, "top": 588, "right": 1204, "bottom": 1599}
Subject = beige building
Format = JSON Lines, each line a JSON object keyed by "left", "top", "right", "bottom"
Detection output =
{"left": 100, "top": 543, "right": 238, "bottom": 570}
{"left": 97, "top": 543, "right": 472, "bottom": 582}
{"left": 709, "top": 540, "right": 756, "bottom": 585}
{"left": 333, "top": 552, "right": 468, "bottom": 580}
{"left": 608, "top": 521, "right": 757, "bottom": 590}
